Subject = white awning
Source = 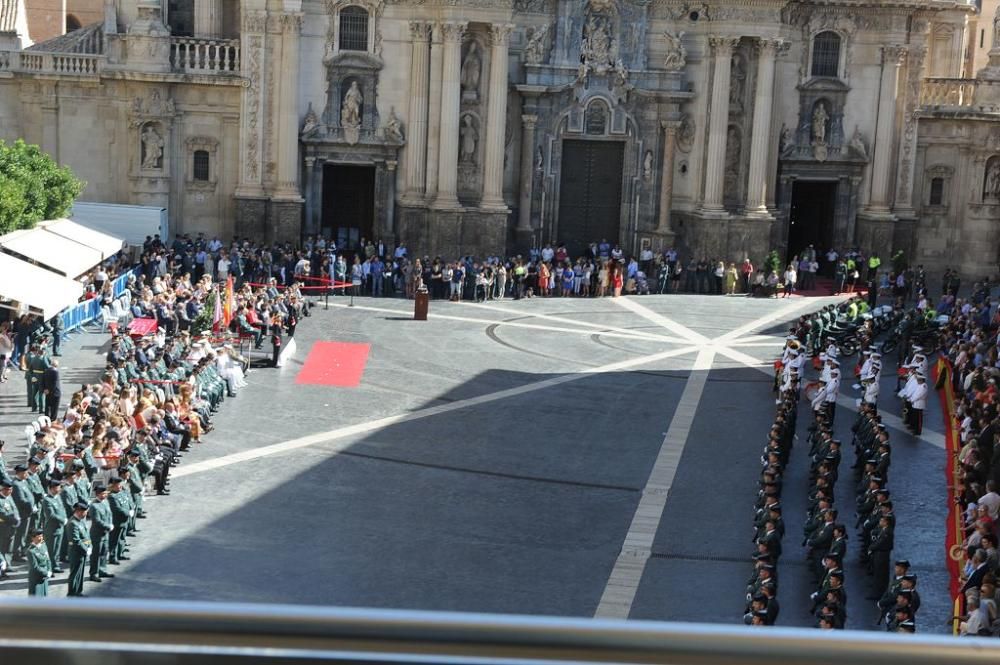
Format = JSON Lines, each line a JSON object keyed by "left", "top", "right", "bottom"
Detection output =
{"left": 39, "top": 218, "right": 125, "bottom": 260}
{"left": 0, "top": 252, "right": 84, "bottom": 319}
{"left": 0, "top": 225, "right": 105, "bottom": 277}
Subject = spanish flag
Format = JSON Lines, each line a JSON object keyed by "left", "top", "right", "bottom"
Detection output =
{"left": 222, "top": 275, "right": 235, "bottom": 328}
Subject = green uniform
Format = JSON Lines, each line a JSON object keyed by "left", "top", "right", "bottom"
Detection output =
{"left": 108, "top": 489, "right": 133, "bottom": 563}
{"left": 87, "top": 499, "right": 112, "bottom": 577}
{"left": 58, "top": 483, "right": 79, "bottom": 563}
{"left": 24, "top": 350, "right": 36, "bottom": 408}
{"left": 40, "top": 492, "right": 67, "bottom": 570}
{"left": 30, "top": 353, "right": 49, "bottom": 412}
{"left": 0, "top": 493, "right": 19, "bottom": 571}
{"left": 66, "top": 516, "right": 91, "bottom": 596}
{"left": 27, "top": 541, "right": 52, "bottom": 596}
{"left": 11, "top": 477, "right": 36, "bottom": 556}
{"left": 123, "top": 463, "right": 145, "bottom": 518}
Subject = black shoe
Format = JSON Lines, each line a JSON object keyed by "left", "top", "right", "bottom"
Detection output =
{"left": 137, "top": 514, "right": 148, "bottom": 519}
{"left": 157, "top": 489, "right": 170, "bottom": 496}
{"left": 126, "top": 531, "right": 138, "bottom": 536}
{"left": 53, "top": 568, "right": 65, "bottom": 574}
{"left": 88, "top": 575, "right": 103, "bottom": 583}
{"left": 119, "top": 556, "right": 131, "bottom": 561}
{"left": 99, "top": 572, "right": 115, "bottom": 578}
{"left": 109, "top": 560, "right": 120, "bottom": 565}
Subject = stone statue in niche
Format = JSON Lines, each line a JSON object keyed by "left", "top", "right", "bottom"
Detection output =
{"left": 994, "top": 5, "right": 1000, "bottom": 51}
{"left": 523, "top": 24, "right": 549, "bottom": 65}
{"left": 662, "top": 30, "right": 686, "bottom": 71}
{"left": 643, "top": 150, "right": 653, "bottom": 181}
{"left": 778, "top": 123, "right": 793, "bottom": 155}
{"left": 385, "top": 107, "right": 404, "bottom": 143}
{"left": 677, "top": 114, "right": 695, "bottom": 153}
{"left": 985, "top": 159, "right": 1000, "bottom": 200}
{"left": 461, "top": 42, "right": 482, "bottom": 101}
{"left": 812, "top": 103, "right": 829, "bottom": 145}
{"left": 725, "top": 127, "right": 740, "bottom": 174}
{"left": 848, "top": 125, "right": 868, "bottom": 160}
{"left": 729, "top": 55, "right": 745, "bottom": 109}
{"left": 535, "top": 146, "right": 543, "bottom": 173}
{"left": 581, "top": 15, "right": 615, "bottom": 74}
{"left": 301, "top": 103, "right": 319, "bottom": 137}
{"left": 342, "top": 81, "right": 363, "bottom": 129}
{"left": 141, "top": 124, "right": 164, "bottom": 170}
{"left": 460, "top": 115, "right": 478, "bottom": 163}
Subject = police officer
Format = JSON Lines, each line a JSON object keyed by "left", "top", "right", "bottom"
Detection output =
{"left": 11, "top": 464, "right": 37, "bottom": 559}
{"left": 0, "top": 478, "right": 20, "bottom": 577}
{"left": 66, "top": 501, "right": 91, "bottom": 597}
{"left": 26, "top": 528, "right": 52, "bottom": 596}
{"left": 87, "top": 483, "right": 114, "bottom": 582}
{"left": 107, "top": 476, "right": 133, "bottom": 565}
{"left": 40, "top": 479, "right": 67, "bottom": 574}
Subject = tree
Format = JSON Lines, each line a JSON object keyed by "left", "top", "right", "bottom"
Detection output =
{"left": 0, "top": 139, "right": 84, "bottom": 234}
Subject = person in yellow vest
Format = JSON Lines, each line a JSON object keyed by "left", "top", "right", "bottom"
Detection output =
{"left": 867, "top": 254, "right": 881, "bottom": 280}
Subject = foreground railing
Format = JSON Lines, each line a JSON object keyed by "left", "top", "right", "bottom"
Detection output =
{"left": 920, "top": 77, "right": 977, "bottom": 108}
{"left": 0, "top": 598, "right": 996, "bottom": 665}
{"left": 169, "top": 37, "right": 240, "bottom": 74}
{"left": 0, "top": 50, "right": 103, "bottom": 76}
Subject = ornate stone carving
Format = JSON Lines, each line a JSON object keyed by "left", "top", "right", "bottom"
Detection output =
{"left": 848, "top": 125, "right": 868, "bottom": 160}
{"left": 409, "top": 21, "right": 433, "bottom": 41}
{"left": 882, "top": 44, "right": 908, "bottom": 65}
{"left": 461, "top": 41, "right": 482, "bottom": 101}
{"left": 243, "top": 10, "right": 267, "bottom": 33}
{"left": 725, "top": 125, "right": 741, "bottom": 175}
{"left": 779, "top": 123, "right": 793, "bottom": 156}
{"left": 385, "top": 107, "right": 404, "bottom": 143}
{"left": 341, "top": 80, "right": 364, "bottom": 144}
{"left": 280, "top": 12, "right": 303, "bottom": 33}
{"left": 489, "top": 23, "right": 514, "bottom": 46}
{"left": 729, "top": 53, "right": 746, "bottom": 110}
{"left": 677, "top": 113, "right": 695, "bottom": 153}
{"left": 643, "top": 150, "right": 653, "bottom": 181}
{"left": 985, "top": 157, "right": 1000, "bottom": 201}
{"left": 301, "top": 103, "right": 319, "bottom": 137}
{"left": 460, "top": 114, "right": 478, "bottom": 163}
{"left": 523, "top": 23, "right": 550, "bottom": 64}
{"left": 662, "top": 29, "right": 686, "bottom": 71}
{"left": 132, "top": 89, "right": 174, "bottom": 118}
{"left": 513, "top": 0, "right": 552, "bottom": 13}
{"left": 440, "top": 22, "right": 467, "bottom": 43}
{"left": 709, "top": 35, "right": 740, "bottom": 55}
{"left": 811, "top": 102, "right": 829, "bottom": 145}
{"left": 244, "top": 34, "right": 263, "bottom": 181}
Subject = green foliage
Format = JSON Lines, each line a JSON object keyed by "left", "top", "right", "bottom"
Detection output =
{"left": 765, "top": 250, "right": 782, "bottom": 275}
{"left": 891, "top": 250, "right": 908, "bottom": 274}
{"left": 0, "top": 139, "right": 84, "bottom": 234}
{"left": 190, "top": 289, "right": 217, "bottom": 336}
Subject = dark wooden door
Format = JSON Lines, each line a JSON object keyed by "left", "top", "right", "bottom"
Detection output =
{"left": 323, "top": 164, "right": 375, "bottom": 253}
{"left": 557, "top": 140, "right": 625, "bottom": 256}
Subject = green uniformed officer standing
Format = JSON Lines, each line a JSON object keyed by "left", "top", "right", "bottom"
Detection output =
{"left": 0, "top": 479, "right": 20, "bottom": 576}
{"left": 24, "top": 344, "right": 36, "bottom": 409}
{"left": 27, "top": 529, "right": 52, "bottom": 596}
{"left": 107, "top": 476, "right": 133, "bottom": 564}
{"left": 67, "top": 501, "right": 91, "bottom": 596}
{"left": 87, "top": 483, "right": 114, "bottom": 582}
{"left": 11, "top": 464, "right": 37, "bottom": 559}
{"left": 58, "top": 472, "right": 80, "bottom": 565}
{"left": 40, "top": 479, "right": 67, "bottom": 573}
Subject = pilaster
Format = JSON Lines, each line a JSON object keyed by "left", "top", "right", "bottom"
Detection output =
{"left": 745, "top": 38, "right": 784, "bottom": 218}
{"left": 865, "top": 44, "right": 906, "bottom": 218}
{"left": 402, "top": 21, "right": 433, "bottom": 204}
{"left": 481, "top": 23, "right": 514, "bottom": 211}
{"left": 702, "top": 36, "right": 739, "bottom": 214}
{"left": 432, "top": 21, "right": 467, "bottom": 210}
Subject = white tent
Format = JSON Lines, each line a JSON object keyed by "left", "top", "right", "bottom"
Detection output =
{"left": 39, "top": 218, "right": 125, "bottom": 260}
{"left": 0, "top": 252, "right": 84, "bottom": 319}
{"left": 0, "top": 226, "right": 104, "bottom": 278}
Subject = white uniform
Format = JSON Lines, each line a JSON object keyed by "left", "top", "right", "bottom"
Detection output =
{"left": 863, "top": 379, "right": 880, "bottom": 405}
{"left": 910, "top": 381, "right": 928, "bottom": 410}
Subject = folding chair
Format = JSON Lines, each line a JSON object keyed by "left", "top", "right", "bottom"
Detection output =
{"left": 36, "top": 415, "right": 51, "bottom": 430}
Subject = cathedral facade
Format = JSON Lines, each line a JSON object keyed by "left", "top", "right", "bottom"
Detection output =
{"left": 1, "top": 0, "right": 1000, "bottom": 275}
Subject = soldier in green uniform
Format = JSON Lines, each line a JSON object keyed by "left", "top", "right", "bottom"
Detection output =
{"left": 118, "top": 465, "right": 142, "bottom": 533}
{"left": 11, "top": 464, "right": 37, "bottom": 559}
{"left": 0, "top": 479, "right": 20, "bottom": 577}
{"left": 107, "top": 476, "right": 133, "bottom": 564}
{"left": 30, "top": 344, "right": 50, "bottom": 413}
{"left": 58, "top": 471, "right": 81, "bottom": 565}
{"left": 0, "top": 440, "right": 11, "bottom": 486}
{"left": 87, "top": 483, "right": 115, "bottom": 582}
{"left": 27, "top": 529, "right": 52, "bottom": 596}
{"left": 25, "top": 457, "right": 46, "bottom": 506}
{"left": 66, "top": 501, "right": 91, "bottom": 597}
{"left": 24, "top": 344, "right": 36, "bottom": 409}
{"left": 40, "top": 479, "right": 67, "bottom": 573}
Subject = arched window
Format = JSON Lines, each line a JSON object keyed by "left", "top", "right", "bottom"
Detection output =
{"left": 339, "top": 6, "right": 369, "bottom": 52}
{"left": 929, "top": 177, "right": 944, "bottom": 206}
{"left": 66, "top": 14, "right": 82, "bottom": 32}
{"left": 193, "top": 150, "right": 210, "bottom": 181}
{"left": 811, "top": 31, "right": 841, "bottom": 78}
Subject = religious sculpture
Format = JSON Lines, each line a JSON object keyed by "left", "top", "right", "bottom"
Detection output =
{"left": 986, "top": 159, "right": 1000, "bottom": 200}
{"left": 662, "top": 30, "right": 686, "bottom": 71}
{"left": 812, "top": 102, "right": 829, "bottom": 145}
{"left": 460, "top": 115, "right": 478, "bottom": 163}
{"left": 301, "top": 103, "right": 318, "bottom": 137}
{"left": 994, "top": 5, "right": 1000, "bottom": 51}
{"left": 848, "top": 125, "right": 868, "bottom": 159}
{"left": 677, "top": 114, "right": 695, "bottom": 153}
{"left": 581, "top": 16, "right": 615, "bottom": 74}
{"left": 461, "top": 42, "right": 482, "bottom": 101}
{"left": 342, "top": 81, "right": 363, "bottom": 129}
{"left": 141, "top": 124, "right": 164, "bottom": 170}
{"left": 385, "top": 107, "right": 404, "bottom": 143}
{"left": 725, "top": 127, "right": 740, "bottom": 174}
{"left": 778, "top": 123, "right": 792, "bottom": 154}
{"left": 523, "top": 24, "right": 549, "bottom": 65}
{"left": 643, "top": 150, "right": 653, "bottom": 181}
{"left": 729, "top": 55, "right": 746, "bottom": 108}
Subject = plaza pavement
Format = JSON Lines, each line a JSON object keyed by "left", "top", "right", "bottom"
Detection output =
{"left": 0, "top": 293, "right": 950, "bottom": 632}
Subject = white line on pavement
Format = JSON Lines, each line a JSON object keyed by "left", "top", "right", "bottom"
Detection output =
{"left": 611, "top": 298, "right": 710, "bottom": 344}
{"left": 594, "top": 348, "right": 716, "bottom": 619}
{"left": 712, "top": 299, "right": 822, "bottom": 344}
{"left": 172, "top": 345, "right": 701, "bottom": 479}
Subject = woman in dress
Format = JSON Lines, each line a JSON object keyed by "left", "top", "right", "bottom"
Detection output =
{"left": 611, "top": 262, "right": 624, "bottom": 297}
{"left": 538, "top": 262, "right": 550, "bottom": 297}
{"left": 725, "top": 263, "right": 739, "bottom": 295}
{"left": 598, "top": 261, "right": 609, "bottom": 297}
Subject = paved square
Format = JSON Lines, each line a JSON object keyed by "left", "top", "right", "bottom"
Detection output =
{"left": 0, "top": 293, "right": 950, "bottom": 631}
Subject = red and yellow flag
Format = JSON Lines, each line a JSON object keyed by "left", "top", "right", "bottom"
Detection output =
{"left": 222, "top": 275, "right": 235, "bottom": 327}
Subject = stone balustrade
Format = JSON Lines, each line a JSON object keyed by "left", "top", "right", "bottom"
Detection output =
{"left": 920, "top": 77, "right": 977, "bottom": 108}
{"left": 169, "top": 37, "right": 240, "bottom": 75}
{"left": 0, "top": 50, "right": 103, "bottom": 76}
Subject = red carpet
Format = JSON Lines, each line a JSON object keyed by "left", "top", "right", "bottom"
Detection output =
{"left": 296, "top": 341, "right": 371, "bottom": 387}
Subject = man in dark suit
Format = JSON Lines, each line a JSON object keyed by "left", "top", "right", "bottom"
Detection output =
{"left": 41, "top": 359, "right": 61, "bottom": 421}
{"left": 961, "top": 549, "right": 990, "bottom": 596}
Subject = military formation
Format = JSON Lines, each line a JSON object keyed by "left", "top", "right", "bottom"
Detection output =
{"left": 746, "top": 301, "right": 920, "bottom": 632}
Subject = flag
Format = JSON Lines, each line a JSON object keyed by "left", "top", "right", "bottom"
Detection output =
{"left": 212, "top": 288, "right": 222, "bottom": 332}
{"left": 222, "top": 276, "right": 235, "bottom": 328}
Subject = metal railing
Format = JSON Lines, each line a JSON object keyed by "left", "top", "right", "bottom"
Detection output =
{"left": 169, "top": 37, "right": 240, "bottom": 74}
{"left": 0, "top": 50, "right": 103, "bottom": 76}
{"left": 0, "top": 598, "right": 996, "bottom": 665}
{"left": 920, "top": 77, "right": 977, "bottom": 108}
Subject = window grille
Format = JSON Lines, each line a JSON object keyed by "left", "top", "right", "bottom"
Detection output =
{"left": 339, "top": 7, "right": 369, "bottom": 52}
{"left": 929, "top": 177, "right": 944, "bottom": 205}
{"left": 193, "top": 150, "right": 210, "bottom": 182}
{"left": 811, "top": 32, "right": 841, "bottom": 78}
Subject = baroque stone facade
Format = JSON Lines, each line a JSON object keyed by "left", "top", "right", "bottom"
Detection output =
{"left": 0, "top": 0, "right": 998, "bottom": 273}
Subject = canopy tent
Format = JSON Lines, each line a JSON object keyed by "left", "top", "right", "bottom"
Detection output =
{"left": 0, "top": 214, "right": 129, "bottom": 278}
{"left": 0, "top": 252, "right": 85, "bottom": 319}
{"left": 39, "top": 218, "right": 125, "bottom": 260}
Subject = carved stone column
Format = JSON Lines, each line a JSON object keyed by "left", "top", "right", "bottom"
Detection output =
{"left": 274, "top": 12, "right": 303, "bottom": 199}
{"left": 481, "top": 23, "right": 514, "bottom": 211}
{"left": 656, "top": 121, "right": 679, "bottom": 234}
{"left": 385, "top": 160, "right": 398, "bottom": 242}
{"left": 517, "top": 114, "right": 537, "bottom": 232}
{"left": 402, "top": 22, "right": 432, "bottom": 203}
{"left": 424, "top": 23, "right": 443, "bottom": 200}
{"left": 866, "top": 45, "right": 906, "bottom": 215}
{"left": 745, "top": 38, "right": 782, "bottom": 217}
{"left": 194, "top": 0, "right": 222, "bottom": 38}
{"left": 432, "top": 21, "right": 467, "bottom": 210}
{"left": 892, "top": 46, "right": 926, "bottom": 219}
{"left": 235, "top": 7, "right": 267, "bottom": 233}
{"left": 702, "top": 36, "right": 739, "bottom": 213}
{"left": 303, "top": 156, "right": 317, "bottom": 235}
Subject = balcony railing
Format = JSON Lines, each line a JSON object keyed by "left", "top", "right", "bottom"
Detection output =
{"left": 920, "top": 77, "right": 977, "bottom": 108}
{"left": 0, "top": 50, "right": 103, "bottom": 76}
{"left": 170, "top": 37, "right": 240, "bottom": 74}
